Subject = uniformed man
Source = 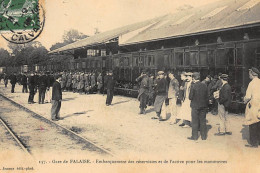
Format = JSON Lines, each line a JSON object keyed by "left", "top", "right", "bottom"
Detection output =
{"left": 97, "top": 72, "right": 103, "bottom": 94}
{"left": 3, "top": 73, "right": 8, "bottom": 87}
{"left": 104, "top": 70, "right": 115, "bottom": 106}
{"left": 66, "top": 72, "right": 72, "bottom": 91}
{"left": 244, "top": 67, "right": 260, "bottom": 148}
{"left": 136, "top": 70, "right": 149, "bottom": 114}
{"left": 9, "top": 72, "right": 17, "bottom": 93}
{"left": 28, "top": 71, "right": 36, "bottom": 104}
{"left": 38, "top": 71, "right": 48, "bottom": 104}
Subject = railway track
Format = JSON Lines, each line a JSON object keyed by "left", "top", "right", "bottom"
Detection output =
{"left": 0, "top": 117, "right": 31, "bottom": 156}
{"left": 0, "top": 94, "right": 115, "bottom": 158}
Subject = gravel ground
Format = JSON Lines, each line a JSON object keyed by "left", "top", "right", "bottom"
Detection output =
{"left": 0, "top": 82, "right": 260, "bottom": 172}
{"left": 0, "top": 95, "right": 107, "bottom": 158}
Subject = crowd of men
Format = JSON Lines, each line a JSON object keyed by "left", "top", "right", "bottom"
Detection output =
{"left": 1, "top": 66, "right": 260, "bottom": 148}
{"left": 136, "top": 68, "right": 260, "bottom": 148}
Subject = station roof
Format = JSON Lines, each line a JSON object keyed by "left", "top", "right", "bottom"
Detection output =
{"left": 48, "top": 16, "right": 164, "bottom": 54}
{"left": 120, "top": 0, "right": 260, "bottom": 45}
{"left": 50, "top": 0, "right": 260, "bottom": 54}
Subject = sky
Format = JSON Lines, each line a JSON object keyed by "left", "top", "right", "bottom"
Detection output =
{"left": 0, "top": 0, "right": 221, "bottom": 51}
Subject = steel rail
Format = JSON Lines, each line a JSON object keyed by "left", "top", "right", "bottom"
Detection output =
{"left": 0, "top": 93, "right": 116, "bottom": 157}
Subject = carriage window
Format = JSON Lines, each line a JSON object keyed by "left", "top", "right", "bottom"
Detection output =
{"left": 82, "top": 62, "right": 86, "bottom": 68}
{"left": 124, "top": 57, "right": 129, "bottom": 66}
{"left": 208, "top": 49, "right": 215, "bottom": 65}
{"left": 190, "top": 51, "right": 199, "bottom": 65}
{"left": 97, "top": 61, "right": 101, "bottom": 68}
{"left": 216, "top": 49, "right": 228, "bottom": 65}
{"left": 102, "top": 60, "right": 106, "bottom": 68}
{"left": 175, "top": 52, "right": 184, "bottom": 66}
{"left": 144, "top": 56, "right": 148, "bottom": 66}
{"left": 139, "top": 57, "right": 144, "bottom": 67}
{"left": 184, "top": 52, "right": 190, "bottom": 66}
{"left": 164, "top": 55, "right": 170, "bottom": 66}
{"left": 227, "top": 48, "right": 235, "bottom": 65}
{"left": 114, "top": 58, "right": 119, "bottom": 67}
{"left": 76, "top": 63, "right": 80, "bottom": 69}
{"left": 91, "top": 61, "right": 95, "bottom": 68}
{"left": 200, "top": 51, "right": 207, "bottom": 65}
{"left": 133, "top": 57, "right": 137, "bottom": 67}
{"left": 101, "top": 50, "right": 106, "bottom": 56}
{"left": 146, "top": 55, "right": 155, "bottom": 66}
{"left": 236, "top": 48, "right": 243, "bottom": 65}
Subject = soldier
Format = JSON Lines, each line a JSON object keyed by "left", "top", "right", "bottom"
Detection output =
{"left": 28, "top": 71, "right": 36, "bottom": 104}
{"left": 66, "top": 72, "right": 72, "bottom": 91}
{"left": 148, "top": 73, "right": 155, "bottom": 106}
{"left": 97, "top": 72, "right": 103, "bottom": 94}
{"left": 9, "top": 72, "right": 17, "bottom": 93}
{"left": 38, "top": 71, "right": 48, "bottom": 104}
{"left": 136, "top": 70, "right": 149, "bottom": 114}
{"left": 61, "top": 72, "right": 67, "bottom": 91}
{"left": 104, "top": 70, "right": 115, "bottom": 106}
{"left": 3, "top": 73, "right": 8, "bottom": 87}
{"left": 84, "top": 72, "right": 90, "bottom": 94}
{"left": 21, "top": 72, "right": 28, "bottom": 93}
{"left": 90, "top": 72, "right": 96, "bottom": 93}
{"left": 78, "top": 72, "right": 85, "bottom": 93}
{"left": 34, "top": 71, "right": 39, "bottom": 93}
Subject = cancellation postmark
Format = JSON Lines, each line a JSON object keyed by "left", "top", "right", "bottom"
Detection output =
{"left": 0, "top": 0, "right": 45, "bottom": 44}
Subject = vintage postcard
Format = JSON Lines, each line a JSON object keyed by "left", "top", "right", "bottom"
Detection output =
{"left": 0, "top": 0, "right": 260, "bottom": 173}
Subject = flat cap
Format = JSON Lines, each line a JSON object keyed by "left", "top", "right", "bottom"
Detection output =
{"left": 158, "top": 71, "right": 164, "bottom": 75}
{"left": 220, "top": 74, "right": 229, "bottom": 80}
{"left": 192, "top": 72, "right": 200, "bottom": 80}
{"left": 249, "top": 67, "right": 259, "bottom": 76}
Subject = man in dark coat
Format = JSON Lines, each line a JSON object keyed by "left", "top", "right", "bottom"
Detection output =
{"left": 136, "top": 70, "right": 149, "bottom": 114}
{"left": 215, "top": 74, "right": 232, "bottom": 136}
{"left": 154, "top": 71, "right": 168, "bottom": 118}
{"left": 21, "top": 73, "right": 28, "bottom": 93}
{"left": 28, "top": 72, "right": 36, "bottom": 104}
{"left": 3, "top": 73, "right": 8, "bottom": 87}
{"left": 9, "top": 72, "right": 17, "bottom": 93}
{"left": 188, "top": 72, "right": 209, "bottom": 140}
{"left": 38, "top": 71, "right": 49, "bottom": 104}
{"left": 104, "top": 70, "right": 115, "bottom": 106}
{"left": 51, "top": 75, "right": 62, "bottom": 121}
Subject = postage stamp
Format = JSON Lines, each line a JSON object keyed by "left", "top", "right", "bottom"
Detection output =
{"left": 0, "top": 0, "right": 45, "bottom": 44}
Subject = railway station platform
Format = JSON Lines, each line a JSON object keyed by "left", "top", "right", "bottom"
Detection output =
{"left": 0, "top": 81, "right": 259, "bottom": 165}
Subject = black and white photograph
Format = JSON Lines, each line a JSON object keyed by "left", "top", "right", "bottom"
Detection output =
{"left": 0, "top": 0, "right": 260, "bottom": 172}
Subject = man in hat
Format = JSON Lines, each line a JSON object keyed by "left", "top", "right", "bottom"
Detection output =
{"left": 215, "top": 74, "right": 232, "bottom": 136}
{"left": 188, "top": 72, "right": 208, "bottom": 140}
{"left": 154, "top": 71, "right": 168, "bottom": 118}
{"left": 105, "top": 70, "right": 115, "bottom": 106}
{"left": 136, "top": 70, "right": 149, "bottom": 114}
{"left": 178, "top": 72, "right": 193, "bottom": 127}
{"left": 51, "top": 75, "right": 62, "bottom": 121}
{"left": 28, "top": 71, "right": 36, "bottom": 104}
{"left": 244, "top": 67, "right": 260, "bottom": 148}
{"left": 168, "top": 71, "right": 179, "bottom": 124}
{"left": 38, "top": 71, "right": 48, "bottom": 104}
{"left": 9, "top": 72, "right": 17, "bottom": 93}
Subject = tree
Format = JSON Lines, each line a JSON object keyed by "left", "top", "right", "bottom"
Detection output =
{"left": 62, "top": 29, "right": 88, "bottom": 44}
{"left": 0, "top": 48, "right": 11, "bottom": 67}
